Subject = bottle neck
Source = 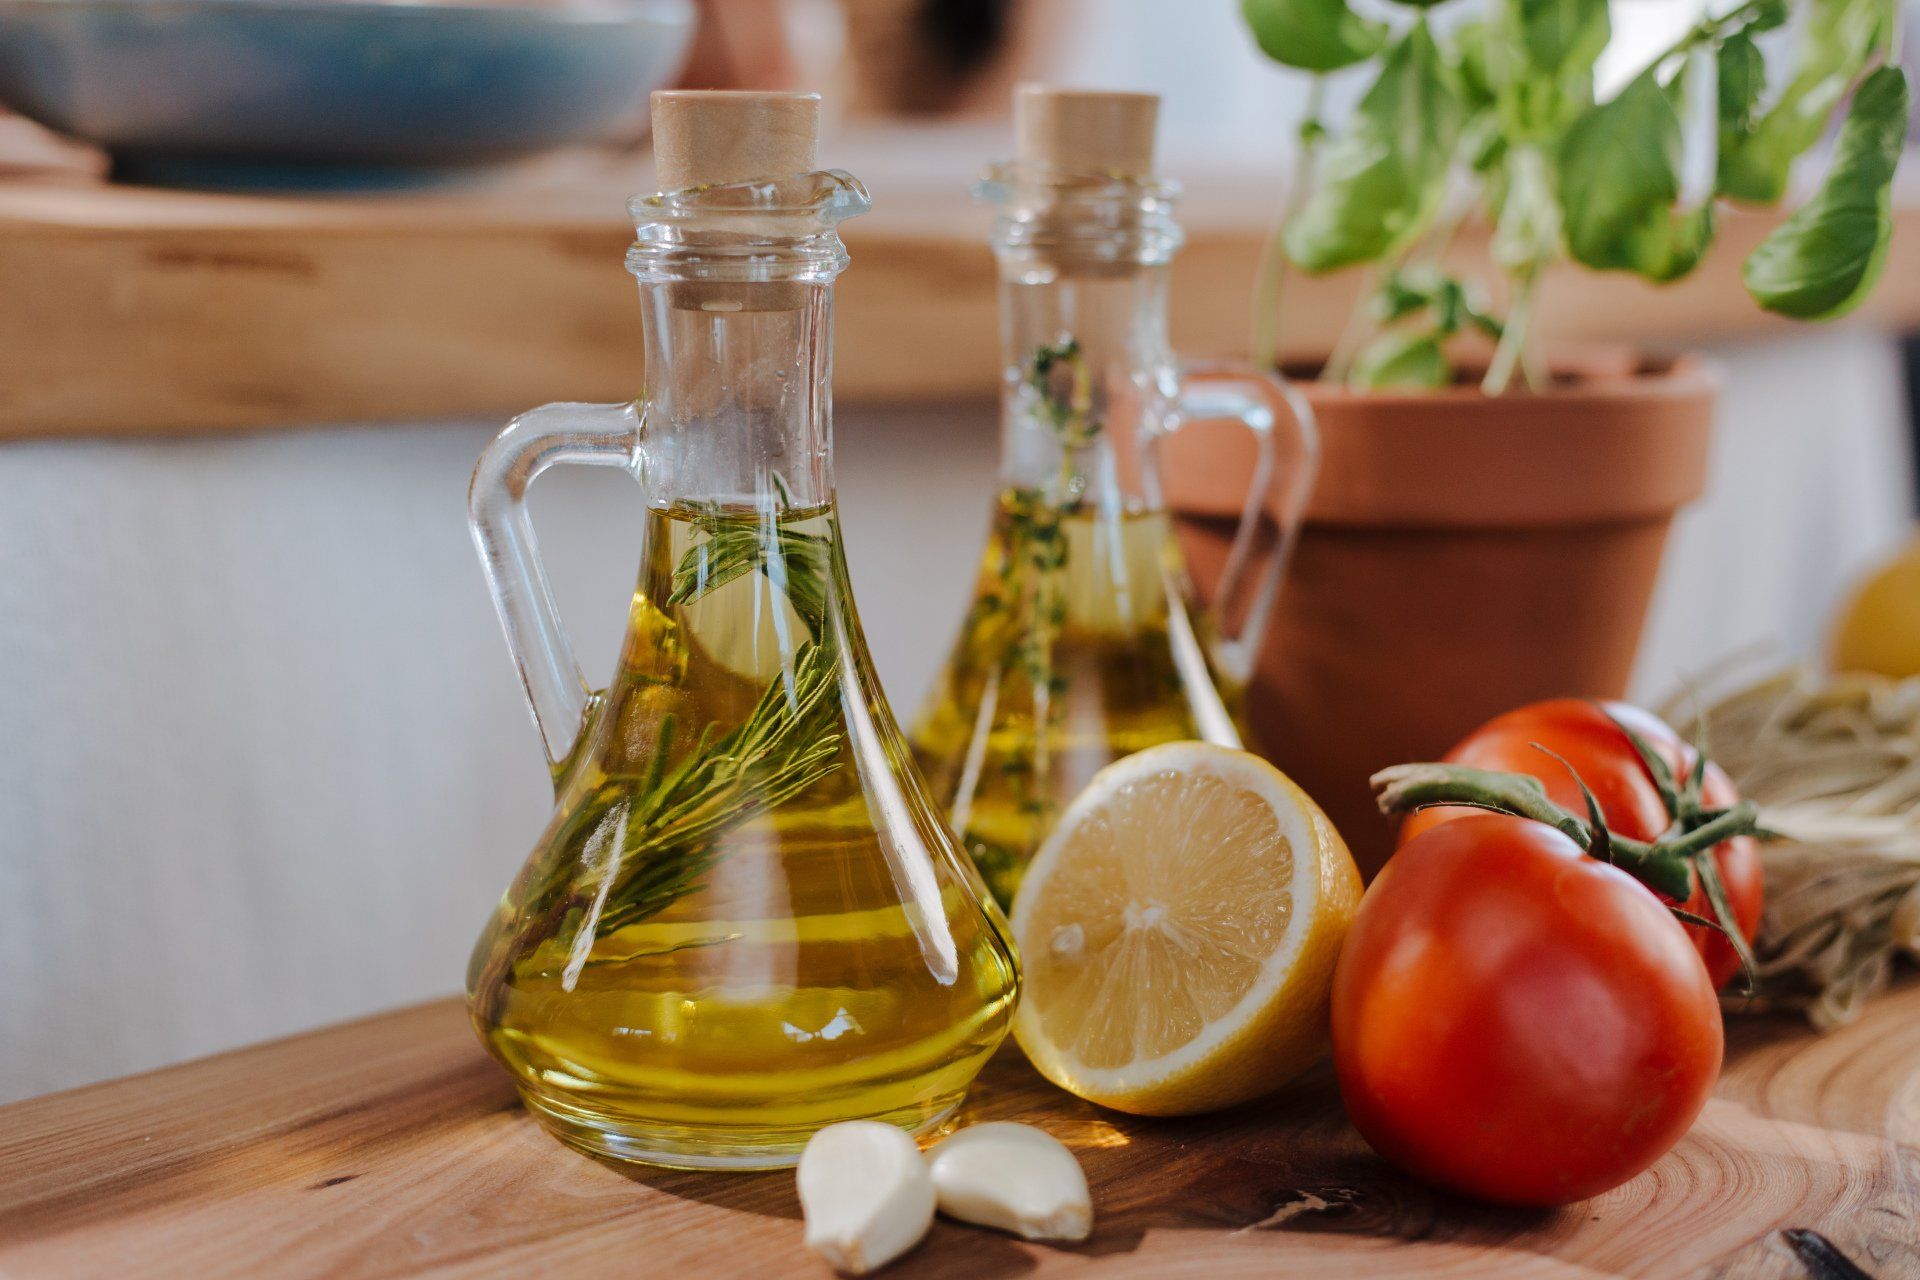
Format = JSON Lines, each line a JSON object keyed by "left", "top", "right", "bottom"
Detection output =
{"left": 636, "top": 282, "right": 835, "bottom": 510}
{"left": 625, "top": 171, "right": 866, "bottom": 512}
{"left": 984, "top": 168, "right": 1182, "bottom": 510}
{"left": 994, "top": 258, "right": 1176, "bottom": 511}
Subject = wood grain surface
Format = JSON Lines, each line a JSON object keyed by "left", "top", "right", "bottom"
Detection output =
{"left": 5, "top": 137, "right": 1920, "bottom": 439}
{"left": 1, "top": 980, "right": 1915, "bottom": 1279}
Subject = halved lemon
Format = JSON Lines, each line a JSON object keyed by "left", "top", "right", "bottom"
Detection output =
{"left": 1010, "top": 742, "right": 1362, "bottom": 1116}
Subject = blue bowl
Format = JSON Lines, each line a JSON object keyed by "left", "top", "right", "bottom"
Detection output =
{"left": 0, "top": 0, "right": 695, "bottom": 187}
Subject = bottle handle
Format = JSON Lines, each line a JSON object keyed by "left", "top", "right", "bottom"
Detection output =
{"left": 468, "top": 400, "right": 645, "bottom": 771}
{"left": 1153, "top": 361, "right": 1319, "bottom": 684}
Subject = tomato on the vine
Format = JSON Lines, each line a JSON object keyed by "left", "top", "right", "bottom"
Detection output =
{"left": 1397, "top": 699, "right": 1762, "bottom": 988}
{"left": 1332, "top": 813, "right": 1724, "bottom": 1207}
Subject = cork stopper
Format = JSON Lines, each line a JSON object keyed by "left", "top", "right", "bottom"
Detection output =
{"left": 1013, "top": 86, "right": 1158, "bottom": 177}
{"left": 651, "top": 90, "right": 820, "bottom": 190}
{"left": 647, "top": 91, "right": 823, "bottom": 312}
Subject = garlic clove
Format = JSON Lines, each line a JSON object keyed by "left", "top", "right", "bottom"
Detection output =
{"left": 797, "top": 1121, "right": 936, "bottom": 1275}
{"left": 926, "top": 1122, "right": 1093, "bottom": 1242}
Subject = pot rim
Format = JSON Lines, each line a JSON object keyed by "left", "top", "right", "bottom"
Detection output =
{"left": 1280, "top": 351, "right": 1724, "bottom": 408}
{"left": 1165, "top": 350, "right": 1722, "bottom": 530}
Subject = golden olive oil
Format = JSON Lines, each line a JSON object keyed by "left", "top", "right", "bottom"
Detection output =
{"left": 469, "top": 502, "right": 1019, "bottom": 1169}
{"left": 910, "top": 489, "right": 1246, "bottom": 906}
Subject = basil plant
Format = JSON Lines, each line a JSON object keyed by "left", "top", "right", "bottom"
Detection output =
{"left": 1242, "top": 0, "right": 1911, "bottom": 392}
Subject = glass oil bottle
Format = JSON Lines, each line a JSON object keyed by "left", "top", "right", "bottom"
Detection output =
{"left": 465, "top": 92, "right": 1018, "bottom": 1170}
{"left": 909, "top": 87, "right": 1318, "bottom": 907}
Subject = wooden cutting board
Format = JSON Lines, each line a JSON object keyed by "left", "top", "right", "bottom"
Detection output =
{"left": 1, "top": 983, "right": 1915, "bottom": 1278}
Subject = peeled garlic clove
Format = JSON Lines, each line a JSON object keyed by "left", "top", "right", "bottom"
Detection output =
{"left": 797, "top": 1121, "right": 935, "bottom": 1275}
{"left": 927, "top": 1122, "right": 1092, "bottom": 1242}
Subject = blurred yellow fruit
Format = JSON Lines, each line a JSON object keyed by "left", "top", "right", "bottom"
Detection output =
{"left": 1833, "top": 533, "right": 1920, "bottom": 679}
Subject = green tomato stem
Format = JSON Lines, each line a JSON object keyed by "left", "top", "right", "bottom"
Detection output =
{"left": 1372, "top": 762, "right": 1704, "bottom": 901}
{"left": 1661, "top": 800, "right": 1762, "bottom": 861}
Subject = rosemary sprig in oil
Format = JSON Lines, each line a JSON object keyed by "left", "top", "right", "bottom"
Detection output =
{"left": 988, "top": 337, "right": 1101, "bottom": 820}
{"left": 588, "top": 636, "right": 843, "bottom": 935}
{"left": 1024, "top": 336, "right": 1102, "bottom": 465}
{"left": 588, "top": 501, "right": 844, "bottom": 929}
{"left": 669, "top": 501, "right": 834, "bottom": 631}
{"left": 495, "top": 504, "right": 847, "bottom": 990}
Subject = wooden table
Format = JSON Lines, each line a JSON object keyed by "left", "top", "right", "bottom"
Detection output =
{"left": 2, "top": 984, "right": 1916, "bottom": 1279}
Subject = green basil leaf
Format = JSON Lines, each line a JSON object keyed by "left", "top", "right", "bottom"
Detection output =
{"left": 1717, "top": 30, "right": 1766, "bottom": 141}
{"left": 1452, "top": 20, "right": 1497, "bottom": 111}
{"left": 1720, "top": 0, "right": 1894, "bottom": 202}
{"left": 1432, "top": 278, "right": 1469, "bottom": 334}
{"left": 1375, "top": 271, "right": 1437, "bottom": 323}
{"left": 1744, "top": 0, "right": 1790, "bottom": 32}
{"left": 1485, "top": 0, "right": 1611, "bottom": 139}
{"left": 1240, "top": 0, "right": 1385, "bottom": 72}
{"left": 1559, "top": 69, "right": 1716, "bottom": 281}
{"left": 1745, "top": 65, "right": 1909, "bottom": 319}
{"left": 1465, "top": 302, "right": 1506, "bottom": 340}
{"left": 1351, "top": 330, "right": 1452, "bottom": 390}
{"left": 1462, "top": 114, "right": 1510, "bottom": 173}
{"left": 1284, "top": 21, "right": 1462, "bottom": 272}
{"left": 1511, "top": 0, "right": 1610, "bottom": 78}
{"left": 1803, "top": 0, "right": 1895, "bottom": 81}
{"left": 1451, "top": 21, "right": 1506, "bottom": 172}
{"left": 1560, "top": 72, "right": 1680, "bottom": 261}
{"left": 1607, "top": 203, "right": 1717, "bottom": 283}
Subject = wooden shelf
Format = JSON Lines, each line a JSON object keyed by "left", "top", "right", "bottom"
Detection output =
{"left": 5, "top": 130, "right": 1920, "bottom": 439}
{"left": 2, "top": 983, "right": 1916, "bottom": 1275}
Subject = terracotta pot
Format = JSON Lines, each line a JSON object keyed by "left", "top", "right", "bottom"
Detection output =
{"left": 1162, "top": 355, "right": 1717, "bottom": 876}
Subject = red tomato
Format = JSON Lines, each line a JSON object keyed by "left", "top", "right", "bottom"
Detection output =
{"left": 1333, "top": 814, "right": 1724, "bottom": 1207}
{"left": 1398, "top": 699, "right": 1762, "bottom": 988}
